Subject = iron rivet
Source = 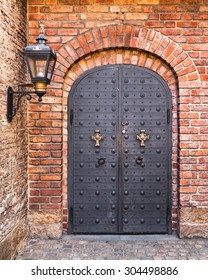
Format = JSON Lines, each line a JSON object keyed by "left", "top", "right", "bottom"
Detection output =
{"left": 95, "top": 205, "right": 100, "bottom": 210}
{"left": 111, "top": 219, "right": 116, "bottom": 224}
{"left": 156, "top": 218, "right": 161, "bottom": 223}
{"left": 124, "top": 205, "right": 129, "bottom": 210}
{"left": 140, "top": 177, "right": 145, "bottom": 182}
{"left": 140, "top": 219, "right": 145, "bottom": 224}
{"left": 124, "top": 190, "right": 129, "bottom": 195}
{"left": 95, "top": 177, "right": 100, "bottom": 181}
{"left": 95, "top": 191, "right": 100, "bottom": 195}
{"left": 79, "top": 219, "right": 83, "bottom": 224}
{"left": 79, "top": 177, "right": 84, "bottom": 181}
{"left": 111, "top": 204, "right": 116, "bottom": 209}
{"left": 156, "top": 191, "right": 161, "bottom": 195}
{"left": 111, "top": 191, "right": 116, "bottom": 195}
{"left": 111, "top": 149, "right": 116, "bottom": 153}
{"left": 156, "top": 177, "right": 161, "bottom": 181}
{"left": 79, "top": 205, "right": 84, "bottom": 209}
{"left": 140, "top": 190, "right": 145, "bottom": 195}
{"left": 140, "top": 204, "right": 145, "bottom": 209}
{"left": 124, "top": 177, "right": 129, "bottom": 181}
{"left": 95, "top": 219, "right": 100, "bottom": 224}
{"left": 79, "top": 191, "right": 83, "bottom": 195}
{"left": 124, "top": 218, "right": 128, "bottom": 224}
{"left": 111, "top": 177, "right": 116, "bottom": 181}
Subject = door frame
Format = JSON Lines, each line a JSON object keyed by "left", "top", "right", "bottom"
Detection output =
{"left": 67, "top": 64, "right": 172, "bottom": 234}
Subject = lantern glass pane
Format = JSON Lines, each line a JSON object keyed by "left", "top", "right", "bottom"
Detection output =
{"left": 47, "top": 56, "right": 56, "bottom": 80}
{"left": 28, "top": 54, "right": 48, "bottom": 79}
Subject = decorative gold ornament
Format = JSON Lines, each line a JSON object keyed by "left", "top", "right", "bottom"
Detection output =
{"left": 91, "top": 130, "right": 104, "bottom": 147}
{"left": 137, "top": 130, "right": 150, "bottom": 147}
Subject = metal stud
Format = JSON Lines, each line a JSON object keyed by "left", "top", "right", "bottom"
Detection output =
{"left": 140, "top": 219, "right": 145, "bottom": 224}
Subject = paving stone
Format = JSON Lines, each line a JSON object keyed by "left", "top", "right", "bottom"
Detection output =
{"left": 16, "top": 234, "right": 208, "bottom": 260}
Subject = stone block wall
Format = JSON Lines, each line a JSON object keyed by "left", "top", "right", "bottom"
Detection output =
{"left": 27, "top": 0, "right": 208, "bottom": 238}
{"left": 0, "top": 0, "right": 28, "bottom": 259}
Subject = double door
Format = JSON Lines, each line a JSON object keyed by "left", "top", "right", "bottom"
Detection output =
{"left": 69, "top": 65, "right": 171, "bottom": 234}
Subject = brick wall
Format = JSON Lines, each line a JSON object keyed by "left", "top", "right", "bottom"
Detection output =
{"left": 0, "top": 0, "right": 28, "bottom": 259}
{"left": 27, "top": 0, "right": 208, "bottom": 237}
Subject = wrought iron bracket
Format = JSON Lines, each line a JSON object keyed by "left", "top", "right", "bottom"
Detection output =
{"left": 7, "top": 86, "right": 37, "bottom": 123}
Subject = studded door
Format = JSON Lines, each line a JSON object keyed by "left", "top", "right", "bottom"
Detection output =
{"left": 69, "top": 65, "right": 172, "bottom": 234}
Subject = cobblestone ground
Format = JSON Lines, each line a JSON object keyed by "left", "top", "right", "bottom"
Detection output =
{"left": 16, "top": 234, "right": 208, "bottom": 260}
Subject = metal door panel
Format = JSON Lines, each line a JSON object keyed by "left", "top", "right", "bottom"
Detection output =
{"left": 69, "top": 65, "right": 171, "bottom": 234}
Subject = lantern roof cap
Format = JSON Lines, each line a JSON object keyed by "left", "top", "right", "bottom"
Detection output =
{"left": 36, "top": 33, "right": 47, "bottom": 45}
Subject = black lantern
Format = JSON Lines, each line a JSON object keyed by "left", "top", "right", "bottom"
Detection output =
{"left": 7, "top": 32, "right": 57, "bottom": 122}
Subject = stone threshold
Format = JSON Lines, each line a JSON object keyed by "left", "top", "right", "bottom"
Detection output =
{"left": 63, "top": 233, "right": 179, "bottom": 241}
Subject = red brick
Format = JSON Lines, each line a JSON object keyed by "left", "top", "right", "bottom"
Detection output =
{"left": 40, "top": 190, "right": 62, "bottom": 196}
{"left": 40, "top": 174, "right": 62, "bottom": 181}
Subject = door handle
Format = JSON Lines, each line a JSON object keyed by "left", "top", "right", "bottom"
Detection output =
{"left": 136, "top": 156, "right": 145, "bottom": 167}
{"left": 98, "top": 157, "right": 105, "bottom": 166}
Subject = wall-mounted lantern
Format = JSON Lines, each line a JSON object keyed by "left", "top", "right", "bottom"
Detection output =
{"left": 7, "top": 28, "right": 57, "bottom": 122}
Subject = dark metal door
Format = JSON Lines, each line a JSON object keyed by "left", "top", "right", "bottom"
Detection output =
{"left": 69, "top": 65, "right": 172, "bottom": 234}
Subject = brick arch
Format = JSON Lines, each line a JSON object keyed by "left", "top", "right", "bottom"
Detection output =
{"left": 61, "top": 48, "right": 179, "bottom": 232}
{"left": 53, "top": 24, "right": 200, "bottom": 92}
{"left": 53, "top": 25, "right": 200, "bottom": 232}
